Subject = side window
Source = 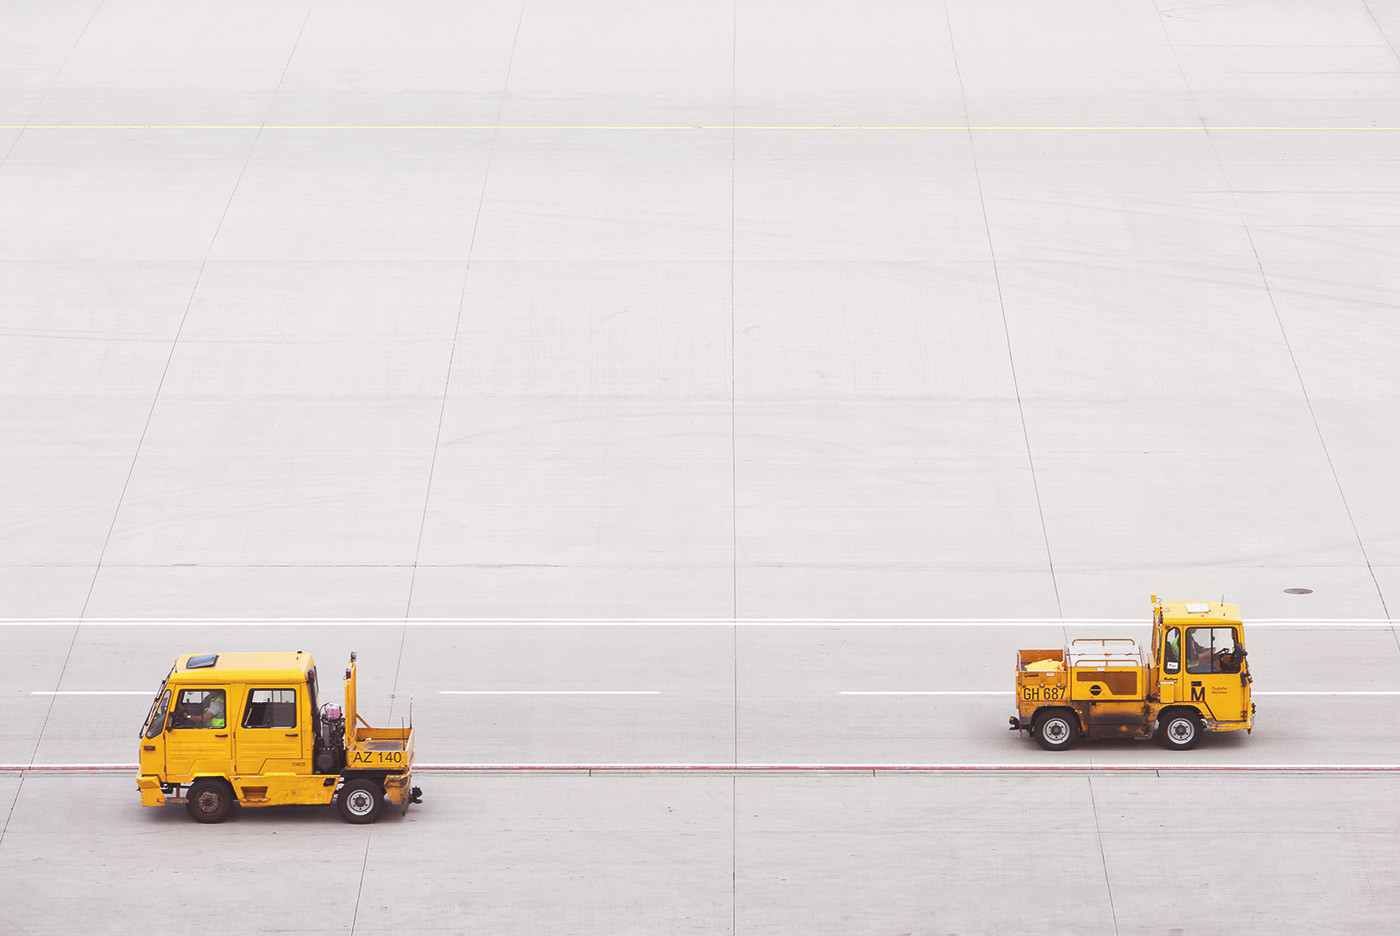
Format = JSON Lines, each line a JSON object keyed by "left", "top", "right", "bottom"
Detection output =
{"left": 243, "top": 689, "right": 297, "bottom": 729}
{"left": 1163, "top": 627, "right": 1180, "bottom": 674}
{"left": 143, "top": 689, "right": 171, "bottom": 739}
{"left": 1186, "top": 627, "right": 1238, "bottom": 674}
{"left": 171, "top": 689, "right": 226, "bottom": 730}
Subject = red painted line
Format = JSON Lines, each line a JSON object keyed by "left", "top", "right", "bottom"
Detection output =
{"left": 5, "top": 762, "right": 1400, "bottom": 774}
{"left": 414, "top": 763, "right": 1400, "bottom": 773}
{"left": 0, "top": 764, "right": 137, "bottom": 772}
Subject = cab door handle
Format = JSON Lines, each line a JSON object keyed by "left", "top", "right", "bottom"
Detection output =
{"left": 215, "top": 733, "right": 228, "bottom": 738}
{"left": 285, "top": 733, "right": 299, "bottom": 738}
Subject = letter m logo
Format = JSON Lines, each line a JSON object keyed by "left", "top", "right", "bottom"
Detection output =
{"left": 1191, "top": 682, "right": 1205, "bottom": 702}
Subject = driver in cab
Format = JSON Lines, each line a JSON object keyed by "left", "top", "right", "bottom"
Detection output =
{"left": 1187, "top": 630, "right": 1246, "bottom": 674}
{"left": 174, "top": 692, "right": 225, "bottom": 729}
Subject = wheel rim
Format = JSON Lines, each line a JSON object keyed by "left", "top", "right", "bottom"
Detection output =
{"left": 1170, "top": 718, "right": 1196, "bottom": 743}
{"left": 195, "top": 790, "right": 222, "bottom": 814}
{"left": 1043, "top": 718, "right": 1070, "bottom": 744}
{"left": 346, "top": 790, "right": 374, "bottom": 816}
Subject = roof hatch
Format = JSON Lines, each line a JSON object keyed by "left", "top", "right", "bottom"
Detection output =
{"left": 186, "top": 653, "right": 219, "bottom": 669}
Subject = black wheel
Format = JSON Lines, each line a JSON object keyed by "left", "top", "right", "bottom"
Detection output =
{"left": 1158, "top": 710, "right": 1203, "bottom": 750}
{"left": 186, "top": 779, "right": 235, "bottom": 823}
{"left": 337, "top": 779, "right": 384, "bottom": 824}
{"left": 1033, "top": 710, "right": 1079, "bottom": 751}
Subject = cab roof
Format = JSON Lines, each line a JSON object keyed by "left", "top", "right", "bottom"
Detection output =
{"left": 169, "top": 652, "right": 313, "bottom": 683}
{"left": 1158, "top": 600, "right": 1241, "bottom": 626}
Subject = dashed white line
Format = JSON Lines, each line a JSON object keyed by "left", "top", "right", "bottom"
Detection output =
{"left": 29, "top": 691, "right": 153, "bottom": 696}
{"left": 841, "top": 691, "right": 1008, "bottom": 696}
{"left": 439, "top": 690, "right": 659, "bottom": 696}
{"left": 842, "top": 690, "right": 1400, "bottom": 697}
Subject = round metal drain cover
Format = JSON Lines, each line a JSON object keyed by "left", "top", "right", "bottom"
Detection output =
{"left": 1283, "top": 587, "right": 1313, "bottom": 595}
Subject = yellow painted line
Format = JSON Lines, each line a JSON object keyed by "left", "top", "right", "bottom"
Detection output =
{"left": 3, "top": 124, "right": 1400, "bottom": 131}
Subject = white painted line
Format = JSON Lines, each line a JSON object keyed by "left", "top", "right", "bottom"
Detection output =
{"left": 30, "top": 691, "right": 152, "bottom": 696}
{"left": 843, "top": 690, "right": 1400, "bottom": 697}
{"left": 1254, "top": 691, "right": 1400, "bottom": 696}
{"left": 24, "top": 687, "right": 1400, "bottom": 699}
{"left": 0, "top": 617, "right": 1133, "bottom": 627}
{"left": 841, "top": 691, "right": 1009, "bottom": 696}
{"left": 440, "top": 690, "right": 660, "bottom": 696}
{"left": 1, "top": 617, "right": 1396, "bottom": 628}
{"left": 7, "top": 124, "right": 1400, "bottom": 133}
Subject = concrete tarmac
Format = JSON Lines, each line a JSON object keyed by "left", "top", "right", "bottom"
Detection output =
{"left": 4, "top": 769, "right": 1400, "bottom": 936}
{"left": 4, "top": 621, "right": 1400, "bottom": 934}
{"left": 4, "top": 0, "right": 1400, "bottom": 932}
{"left": 5, "top": 622, "right": 1400, "bottom": 767}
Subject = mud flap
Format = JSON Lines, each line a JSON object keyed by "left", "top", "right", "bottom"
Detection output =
{"left": 136, "top": 776, "right": 166, "bottom": 807}
{"left": 383, "top": 773, "right": 422, "bottom": 815}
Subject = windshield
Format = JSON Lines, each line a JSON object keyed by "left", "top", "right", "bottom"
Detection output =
{"left": 141, "top": 670, "right": 172, "bottom": 738}
{"left": 1185, "top": 626, "right": 1241, "bottom": 674}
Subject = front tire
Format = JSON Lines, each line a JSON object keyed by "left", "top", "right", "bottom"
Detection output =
{"left": 1158, "top": 710, "right": 1203, "bottom": 750}
{"left": 337, "top": 778, "right": 384, "bottom": 824}
{"left": 1034, "top": 710, "right": 1079, "bottom": 751}
{"left": 186, "top": 779, "right": 235, "bottom": 823}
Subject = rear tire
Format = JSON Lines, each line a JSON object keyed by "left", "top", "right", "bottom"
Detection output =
{"left": 1158, "top": 710, "right": 1203, "bottom": 750}
{"left": 337, "top": 778, "right": 383, "bottom": 824}
{"left": 186, "top": 779, "right": 234, "bottom": 823}
{"left": 1033, "top": 710, "right": 1079, "bottom": 751}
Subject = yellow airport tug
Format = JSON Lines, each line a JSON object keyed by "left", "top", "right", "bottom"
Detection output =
{"left": 137, "top": 651, "right": 421, "bottom": 823}
{"left": 1011, "top": 596, "right": 1255, "bottom": 750}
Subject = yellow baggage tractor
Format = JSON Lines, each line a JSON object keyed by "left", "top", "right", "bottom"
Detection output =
{"left": 136, "top": 651, "right": 421, "bottom": 823}
{"left": 1011, "top": 596, "right": 1255, "bottom": 750}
